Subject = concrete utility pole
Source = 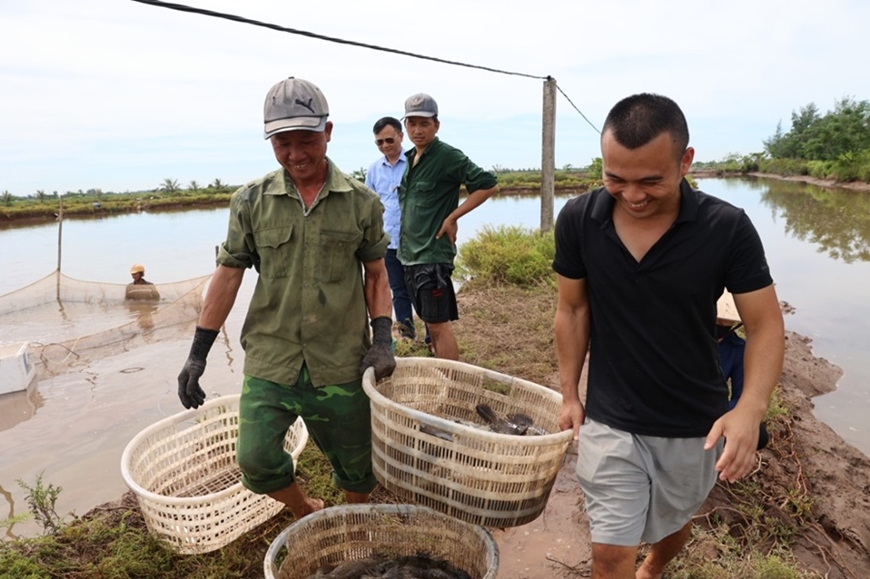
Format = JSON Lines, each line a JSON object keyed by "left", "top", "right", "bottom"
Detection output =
{"left": 540, "top": 77, "right": 557, "bottom": 232}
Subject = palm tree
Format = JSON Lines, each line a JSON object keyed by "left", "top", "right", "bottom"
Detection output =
{"left": 189, "top": 180, "right": 200, "bottom": 193}
{"left": 1, "top": 190, "right": 13, "bottom": 207}
{"left": 160, "top": 178, "right": 180, "bottom": 194}
{"left": 35, "top": 189, "right": 47, "bottom": 201}
{"left": 211, "top": 178, "right": 225, "bottom": 192}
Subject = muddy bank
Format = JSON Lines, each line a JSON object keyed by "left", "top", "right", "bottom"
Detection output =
{"left": 450, "top": 286, "right": 870, "bottom": 577}
{"left": 487, "top": 330, "right": 870, "bottom": 578}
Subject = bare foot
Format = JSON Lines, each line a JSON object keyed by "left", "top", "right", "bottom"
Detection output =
{"left": 268, "top": 484, "right": 324, "bottom": 520}
{"left": 635, "top": 563, "right": 664, "bottom": 579}
{"left": 296, "top": 497, "right": 324, "bottom": 519}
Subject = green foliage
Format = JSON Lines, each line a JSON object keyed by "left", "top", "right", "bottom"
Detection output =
{"left": 349, "top": 167, "right": 367, "bottom": 181}
{"left": 587, "top": 157, "right": 602, "bottom": 180}
{"left": 211, "top": 178, "right": 227, "bottom": 192}
{"left": 0, "top": 540, "right": 46, "bottom": 578}
{"left": 765, "top": 387, "right": 789, "bottom": 422}
{"left": 666, "top": 528, "right": 817, "bottom": 579}
{"left": 757, "top": 157, "right": 811, "bottom": 176}
{"left": 17, "top": 474, "right": 65, "bottom": 535}
{"left": 492, "top": 167, "right": 600, "bottom": 191}
{"left": 0, "top": 188, "right": 234, "bottom": 220}
{"left": 160, "top": 178, "right": 180, "bottom": 194}
{"left": 764, "top": 97, "right": 870, "bottom": 164}
{"left": 1, "top": 190, "right": 12, "bottom": 207}
{"left": 457, "top": 225, "right": 555, "bottom": 288}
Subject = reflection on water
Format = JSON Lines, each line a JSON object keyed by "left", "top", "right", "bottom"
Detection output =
{"left": 758, "top": 179, "right": 870, "bottom": 263}
{"left": 1, "top": 301, "right": 143, "bottom": 345}
{"left": 0, "top": 383, "right": 44, "bottom": 433}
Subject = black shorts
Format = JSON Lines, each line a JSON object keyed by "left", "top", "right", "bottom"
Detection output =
{"left": 404, "top": 263, "right": 459, "bottom": 324}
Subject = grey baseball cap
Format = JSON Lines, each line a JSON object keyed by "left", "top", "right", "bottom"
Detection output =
{"left": 263, "top": 77, "right": 329, "bottom": 139}
{"left": 403, "top": 93, "right": 438, "bottom": 118}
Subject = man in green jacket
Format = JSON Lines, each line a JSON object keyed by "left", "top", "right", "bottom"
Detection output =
{"left": 177, "top": 77, "right": 395, "bottom": 519}
{"left": 399, "top": 93, "right": 498, "bottom": 359}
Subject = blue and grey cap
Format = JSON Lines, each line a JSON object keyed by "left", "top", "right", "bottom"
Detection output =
{"left": 263, "top": 77, "right": 329, "bottom": 139}
{"left": 403, "top": 93, "right": 438, "bottom": 119}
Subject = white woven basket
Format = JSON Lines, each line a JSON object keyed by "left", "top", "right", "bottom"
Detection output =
{"left": 120, "top": 394, "right": 308, "bottom": 554}
{"left": 264, "top": 504, "right": 499, "bottom": 579}
{"left": 363, "top": 358, "right": 573, "bottom": 528}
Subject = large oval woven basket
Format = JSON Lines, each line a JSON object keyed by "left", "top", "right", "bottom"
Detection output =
{"left": 363, "top": 358, "right": 573, "bottom": 528}
{"left": 120, "top": 394, "right": 308, "bottom": 554}
{"left": 264, "top": 504, "right": 499, "bottom": 579}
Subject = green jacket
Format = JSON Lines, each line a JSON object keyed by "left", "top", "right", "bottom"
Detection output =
{"left": 398, "top": 138, "right": 497, "bottom": 265}
{"left": 217, "top": 160, "right": 388, "bottom": 386}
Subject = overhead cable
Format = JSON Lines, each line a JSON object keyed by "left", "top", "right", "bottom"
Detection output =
{"left": 129, "top": 0, "right": 546, "bottom": 80}
{"left": 557, "top": 85, "right": 601, "bottom": 135}
{"left": 130, "top": 0, "right": 600, "bottom": 133}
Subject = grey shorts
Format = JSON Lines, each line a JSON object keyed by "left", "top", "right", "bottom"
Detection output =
{"left": 576, "top": 419, "right": 723, "bottom": 546}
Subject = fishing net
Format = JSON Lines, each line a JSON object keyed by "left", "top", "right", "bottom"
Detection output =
{"left": 0, "top": 271, "right": 210, "bottom": 380}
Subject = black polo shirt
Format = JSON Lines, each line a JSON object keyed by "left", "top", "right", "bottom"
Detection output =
{"left": 553, "top": 180, "right": 773, "bottom": 437}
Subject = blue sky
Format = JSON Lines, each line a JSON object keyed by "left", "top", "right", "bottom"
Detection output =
{"left": 2, "top": 0, "right": 869, "bottom": 196}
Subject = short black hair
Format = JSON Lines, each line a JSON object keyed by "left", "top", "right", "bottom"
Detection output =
{"left": 602, "top": 93, "right": 689, "bottom": 154}
{"left": 373, "top": 116, "right": 402, "bottom": 134}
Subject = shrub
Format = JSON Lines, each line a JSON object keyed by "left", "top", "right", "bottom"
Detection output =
{"left": 457, "top": 225, "right": 555, "bottom": 288}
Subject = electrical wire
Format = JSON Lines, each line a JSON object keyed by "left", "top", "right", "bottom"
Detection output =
{"left": 129, "top": 0, "right": 545, "bottom": 80}
{"left": 129, "top": 0, "right": 601, "bottom": 134}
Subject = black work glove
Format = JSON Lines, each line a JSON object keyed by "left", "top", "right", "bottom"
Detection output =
{"left": 177, "top": 326, "right": 219, "bottom": 409}
{"left": 360, "top": 316, "right": 396, "bottom": 381}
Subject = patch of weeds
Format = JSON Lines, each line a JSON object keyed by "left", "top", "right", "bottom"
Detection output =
{"left": 751, "top": 552, "right": 808, "bottom": 579}
{"left": 0, "top": 540, "right": 46, "bottom": 578}
{"left": 17, "top": 473, "right": 66, "bottom": 535}
{"left": 783, "top": 488, "right": 814, "bottom": 519}
{"left": 766, "top": 386, "right": 790, "bottom": 421}
{"left": 394, "top": 337, "right": 431, "bottom": 358}
{"left": 0, "top": 447, "right": 344, "bottom": 579}
{"left": 457, "top": 225, "right": 555, "bottom": 289}
{"left": 666, "top": 527, "right": 817, "bottom": 579}
{"left": 764, "top": 515, "right": 798, "bottom": 546}
{"left": 0, "top": 512, "right": 29, "bottom": 532}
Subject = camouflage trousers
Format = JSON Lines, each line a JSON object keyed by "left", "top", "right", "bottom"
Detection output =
{"left": 236, "top": 365, "right": 377, "bottom": 495}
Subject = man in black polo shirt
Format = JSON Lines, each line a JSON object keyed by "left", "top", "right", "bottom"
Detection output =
{"left": 553, "top": 93, "right": 784, "bottom": 579}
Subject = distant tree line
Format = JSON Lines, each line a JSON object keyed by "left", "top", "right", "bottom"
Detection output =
{"left": 0, "top": 178, "right": 237, "bottom": 219}
{"left": 704, "top": 97, "right": 870, "bottom": 182}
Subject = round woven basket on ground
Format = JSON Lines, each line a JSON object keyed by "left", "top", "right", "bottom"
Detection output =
{"left": 264, "top": 503, "right": 499, "bottom": 579}
{"left": 120, "top": 394, "right": 308, "bottom": 554}
{"left": 363, "top": 358, "right": 573, "bottom": 528}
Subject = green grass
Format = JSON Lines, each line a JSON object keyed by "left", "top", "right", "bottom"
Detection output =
{"left": 456, "top": 224, "right": 556, "bottom": 289}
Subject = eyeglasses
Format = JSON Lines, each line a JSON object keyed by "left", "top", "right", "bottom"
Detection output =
{"left": 375, "top": 137, "right": 396, "bottom": 146}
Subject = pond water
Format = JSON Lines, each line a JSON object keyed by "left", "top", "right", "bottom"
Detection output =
{"left": 1, "top": 176, "right": 868, "bottom": 537}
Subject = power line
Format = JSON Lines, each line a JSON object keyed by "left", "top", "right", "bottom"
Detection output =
{"left": 557, "top": 85, "right": 601, "bottom": 135}
{"left": 129, "top": 0, "right": 545, "bottom": 80}
{"left": 129, "top": 0, "right": 601, "bottom": 134}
